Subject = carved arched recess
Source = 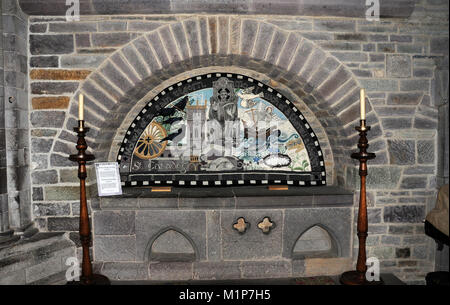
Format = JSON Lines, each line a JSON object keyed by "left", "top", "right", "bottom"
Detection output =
{"left": 55, "top": 17, "right": 383, "bottom": 186}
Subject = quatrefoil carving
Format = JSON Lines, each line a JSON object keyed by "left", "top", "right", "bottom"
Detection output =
{"left": 257, "top": 217, "right": 275, "bottom": 234}
{"left": 233, "top": 217, "right": 249, "bottom": 234}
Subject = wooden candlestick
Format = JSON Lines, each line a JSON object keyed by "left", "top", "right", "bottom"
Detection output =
{"left": 340, "top": 120, "right": 382, "bottom": 285}
{"left": 68, "top": 120, "right": 110, "bottom": 285}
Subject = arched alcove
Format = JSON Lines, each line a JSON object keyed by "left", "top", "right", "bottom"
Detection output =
{"left": 53, "top": 17, "right": 383, "bottom": 187}
{"left": 145, "top": 227, "right": 197, "bottom": 262}
{"left": 292, "top": 225, "right": 338, "bottom": 259}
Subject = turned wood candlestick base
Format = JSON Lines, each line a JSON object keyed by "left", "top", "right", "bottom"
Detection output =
{"left": 340, "top": 120, "right": 383, "bottom": 285}
{"left": 68, "top": 120, "right": 110, "bottom": 286}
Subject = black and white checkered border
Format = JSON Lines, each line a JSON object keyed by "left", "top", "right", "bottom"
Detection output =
{"left": 117, "top": 72, "right": 326, "bottom": 186}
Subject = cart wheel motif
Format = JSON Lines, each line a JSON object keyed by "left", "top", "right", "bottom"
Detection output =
{"left": 134, "top": 122, "right": 167, "bottom": 159}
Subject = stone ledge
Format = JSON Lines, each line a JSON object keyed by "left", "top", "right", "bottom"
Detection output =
{"left": 18, "top": 0, "right": 417, "bottom": 18}
{"left": 97, "top": 186, "right": 353, "bottom": 210}
{"left": 0, "top": 232, "right": 76, "bottom": 285}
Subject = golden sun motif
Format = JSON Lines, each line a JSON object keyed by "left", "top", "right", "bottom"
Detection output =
{"left": 134, "top": 122, "right": 168, "bottom": 160}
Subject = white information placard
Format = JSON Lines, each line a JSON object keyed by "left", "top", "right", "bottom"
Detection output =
{"left": 95, "top": 162, "right": 123, "bottom": 196}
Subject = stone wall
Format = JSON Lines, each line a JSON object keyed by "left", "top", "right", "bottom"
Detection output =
{"left": 1, "top": 0, "right": 31, "bottom": 241}
{"left": 13, "top": 0, "right": 450, "bottom": 284}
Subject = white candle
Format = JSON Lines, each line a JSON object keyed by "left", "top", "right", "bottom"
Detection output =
{"left": 360, "top": 88, "right": 366, "bottom": 120}
{"left": 79, "top": 94, "right": 84, "bottom": 121}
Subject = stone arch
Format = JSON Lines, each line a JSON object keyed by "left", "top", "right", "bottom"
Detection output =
{"left": 55, "top": 16, "right": 383, "bottom": 186}
{"left": 143, "top": 226, "right": 199, "bottom": 262}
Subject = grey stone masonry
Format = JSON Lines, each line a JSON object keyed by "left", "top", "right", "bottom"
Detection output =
{"left": 18, "top": 0, "right": 450, "bottom": 285}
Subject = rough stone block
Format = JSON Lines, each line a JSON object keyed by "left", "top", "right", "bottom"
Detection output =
{"left": 50, "top": 154, "right": 74, "bottom": 167}
{"left": 149, "top": 262, "right": 192, "bottom": 280}
{"left": 47, "top": 217, "right": 80, "bottom": 231}
{"left": 400, "top": 177, "right": 428, "bottom": 189}
{"left": 128, "top": 21, "right": 161, "bottom": 31}
{"left": 31, "top": 82, "right": 79, "bottom": 95}
{"left": 60, "top": 55, "right": 107, "bottom": 68}
{"left": 396, "top": 248, "right": 411, "bottom": 258}
{"left": 94, "top": 211, "right": 135, "bottom": 235}
{"left": 32, "top": 187, "right": 44, "bottom": 201}
{"left": 30, "top": 24, "right": 48, "bottom": 33}
{"left": 92, "top": 33, "right": 132, "bottom": 47}
{"left": 48, "top": 22, "right": 97, "bottom": 33}
{"left": 241, "top": 261, "right": 291, "bottom": 279}
{"left": 75, "top": 34, "right": 91, "bottom": 48}
{"left": 31, "top": 138, "right": 53, "bottom": 153}
{"left": 32, "top": 97, "right": 70, "bottom": 110}
{"left": 384, "top": 205, "right": 425, "bottom": 223}
{"left": 431, "top": 37, "right": 449, "bottom": 55}
{"left": 45, "top": 186, "right": 82, "bottom": 201}
{"left": 314, "top": 20, "right": 355, "bottom": 32}
{"left": 193, "top": 261, "right": 241, "bottom": 280}
{"left": 94, "top": 236, "right": 136, "bottom": 262}
{"left": 381, "top": 235, "right": 401, "bottom": 245}
{"left": 31, "top": 170, "right": 58, "bottom": 185}
{"left": 359, "top": 79, "right": 398, "bottom": 92}
{"left": 414, "top": 116, "right": 437, "bottom": 129}
{"left": 330, "top": 52, "right": 367, "bottom": 63}
{"left": 381, "top": 117, "right": 412, "bottom": 129}
{"left": 417, "top": 140, "right": 434, "bottom": 164}
{"left": 33, "top": 202, "right": 71, "bottom": 217}
{"left": 304, "top": 258, "right": 352, "bottom": 276}
{"left": 400, "top": 79, "right": 430, "bottom": 91}
{"left": 412, "top": 245, "right": 428, "bottom": 259}
{"left": 98, "top": 21, "right": 127, "bottom": 32}
{"left": 30, "top": 35, "right": 74, "bottom": 55}
{"left": 101, "top": 262, "right": 148, "bottom": 280}
{"left": 30, "top": 56, "right": 59, "bottom": 68}
{"left": 387, "top": 92, "right": 422, "bottom": 105}
{"left": 30, "top": 69, "right": 91, "bottom": 80}
{"left": 369, "top": 247, "right": 395, "bottom": 259}
{"left": 30, "top": 111, "right": 66, "bottom": 128}
{"left": 388, "top": 140, "right": 415, "bottom": 165}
